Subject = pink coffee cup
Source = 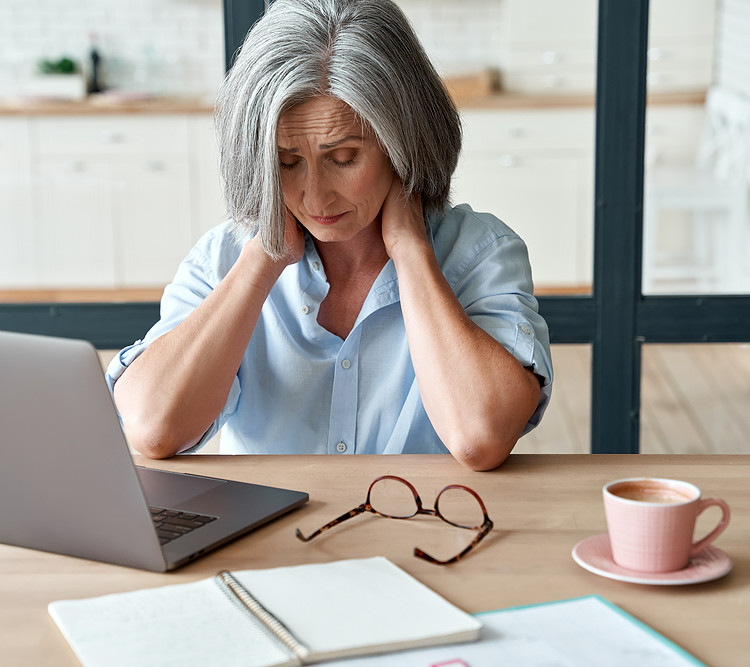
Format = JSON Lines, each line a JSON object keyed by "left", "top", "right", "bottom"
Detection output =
{"left": 603, "top": 477, "right": 730, "bottom": 573}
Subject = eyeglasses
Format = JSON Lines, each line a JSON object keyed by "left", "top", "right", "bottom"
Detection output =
{"left": 295, "top": 475, "right": 493, "bottom": 565}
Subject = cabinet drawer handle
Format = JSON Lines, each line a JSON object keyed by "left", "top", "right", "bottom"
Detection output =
{"left": 147, "top": 160, "right": 165, "bottom": 171}
{"left": 64, "top": 160, "right": 86, "bottom": 173}
{"left": 542, "top": 51, "right": 561, "bottom": 65}
{"left": 542, "top": 74, "right": 561, "bottom": 88}
{"left": 499, "top": 154, "right": 519, "bottom": 168}
{"left": 100, "top": 131, "right": 125, "bottom": 144}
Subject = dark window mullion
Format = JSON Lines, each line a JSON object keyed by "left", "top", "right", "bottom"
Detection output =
{"left": 588, "top": 0, "right": 650, "bottom": 453}
{"left": 638, "top": 296, "right": 750, "bottom": 343}
{"left": 223, "top": 0, "right": 267, "bottom": 70}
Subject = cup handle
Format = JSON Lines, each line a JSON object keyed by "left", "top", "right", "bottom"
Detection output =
{"left": 690, "top": 498, "right": 731, "bottom": 557}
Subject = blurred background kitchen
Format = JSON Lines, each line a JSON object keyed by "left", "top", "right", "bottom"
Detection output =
{"left": 0, "top": 0, "right": 224, "bottom": 100}
{"left": 1, "top": 0, "right": 748, "bottom": 454}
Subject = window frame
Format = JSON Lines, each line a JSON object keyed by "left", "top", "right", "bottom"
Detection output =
{"left": 1, "top": 0, "right": 748, "bottom": 453}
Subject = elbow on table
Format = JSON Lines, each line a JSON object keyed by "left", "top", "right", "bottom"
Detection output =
{"left": 451, "top": 371, "right": 541, "bottom": 470}
{"left": 120, "top": 416, "right": 188, "bottom": 460}
{"left": 445, "top": 428, "right": 517, "bottom": 471}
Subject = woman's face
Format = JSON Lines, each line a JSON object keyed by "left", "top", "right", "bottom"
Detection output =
{"left": 277, "top": 96, "right": 394, "bottom": 244}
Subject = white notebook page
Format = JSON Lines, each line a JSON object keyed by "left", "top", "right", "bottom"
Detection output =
{"left": 49, "top": 577, "right": 297, "bottom": 667}
{"left": 233, "top": 556, "right": 481, "bottom": 658}
{"left": 320, "top": 595, "right": 704, "bottom": 667}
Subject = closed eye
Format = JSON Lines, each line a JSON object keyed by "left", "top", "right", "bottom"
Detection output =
{"left": 328, "top": 146, "right": 358, "bottom": 168}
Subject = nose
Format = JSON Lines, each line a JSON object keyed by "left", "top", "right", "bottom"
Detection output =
{"left": 302, "top": 166, "right": 336, "bottom": 214}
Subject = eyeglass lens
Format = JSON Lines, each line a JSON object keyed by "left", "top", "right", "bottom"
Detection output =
{"left": 435, "top": 487, "right": 486, "bottom": 529}
{"left": 368, "top": 477, "right": 486, "bottom": 529}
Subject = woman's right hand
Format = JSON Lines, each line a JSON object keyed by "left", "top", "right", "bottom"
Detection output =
{"left": 249, "top": 207, "right": 305, "bottom": 271}
{"left": 281, "top": 207, "right": 306, "bottom": 266}
{"left": 243, "top": 207, "right": 305, "bottom": 278}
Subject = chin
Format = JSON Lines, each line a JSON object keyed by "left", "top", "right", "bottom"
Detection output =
{"left": 308, "top": 228, "right": 356, "bottom": 245}
{"left": 305, "top": 219, "right": 373, "bottom": 244}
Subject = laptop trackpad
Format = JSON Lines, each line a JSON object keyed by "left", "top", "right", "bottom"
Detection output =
{"left": 136, "top": 467, "right": 226, "bottom": 507}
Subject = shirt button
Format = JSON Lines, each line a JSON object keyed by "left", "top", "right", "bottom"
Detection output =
{"left": 312, "top": 262, "right": 320, "bottom": 271}
{"left": 301, "top": 305, "right": 310, "bottom": 315}
{"left": 521, "top": 325, "right": 531, "bottom": 334}
{"left": 341, "top": 359, "right": 351, "bottom": 369}
{"left": 336, "top": 442, "right": 347, "bottom": 453}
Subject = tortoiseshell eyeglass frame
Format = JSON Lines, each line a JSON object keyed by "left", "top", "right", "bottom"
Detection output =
{"left": 295, "top": 475, "right": 493, "bottom": 565}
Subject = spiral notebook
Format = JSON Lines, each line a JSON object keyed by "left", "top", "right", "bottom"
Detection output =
{"left": 48, "top": 557, "right": 481, "bottom": 667}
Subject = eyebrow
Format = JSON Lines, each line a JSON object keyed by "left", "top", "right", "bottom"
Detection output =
{"left": 278, "top": 134, "right": 364, "bottom": 153}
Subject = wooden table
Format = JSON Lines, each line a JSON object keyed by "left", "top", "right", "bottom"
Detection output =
{"left": 1, "top": 454, "right": 747, "bottom": 666}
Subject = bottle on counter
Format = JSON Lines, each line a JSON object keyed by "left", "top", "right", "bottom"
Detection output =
{"left": 88, "top": 32, "right": 104, "bottom": 94}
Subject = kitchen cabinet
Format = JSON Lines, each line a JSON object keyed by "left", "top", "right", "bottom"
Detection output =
{"left": 0, "top": 118, "right": 36, "bottom": 286}
{"left": 32, "top": 115, "right": 197, "bottom": 288}
{"left": 34, "top": 156, "right": 117, "bottom": 286}
{"left": 452, "top": 107, "right": 595, "bottom": 288}
{"left": 500, "top": 0, "right": 715, "bottom": 95}
{"left": 502, "top": 0, "right": 598, "bottom": 94}
{"left": 0, "top": 112, "right": 227, "bottom": 290}
{"left": 112, "top": 156, "right": 194, "bottom": 286}
{"left": 1, "top": 102, "right": 706, "bottom": 293}
{"left": 647, "top": 0, "right": 716, "bottom": 92}
{"left": 453, "top": 102, "right": 707, "bottom": 290}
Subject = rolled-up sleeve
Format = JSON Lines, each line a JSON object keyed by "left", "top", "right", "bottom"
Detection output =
{"left": 105, "top": 223, "right": 243, "bottom": 450}
{"left": 436, "top": 206, "right": 553, "bottom": 434}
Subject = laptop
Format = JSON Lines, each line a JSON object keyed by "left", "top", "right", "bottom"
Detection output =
{"left": 0, "top": 330, "right": 308, "bottom": 571}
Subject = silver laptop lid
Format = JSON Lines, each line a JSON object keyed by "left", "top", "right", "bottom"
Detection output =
{"left": 0, "top": 331, "right": 166, "bottom": 571}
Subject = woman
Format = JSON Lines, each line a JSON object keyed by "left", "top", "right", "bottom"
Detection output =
{"left": 107, "top": 0, "right": 553, "bottom": 471}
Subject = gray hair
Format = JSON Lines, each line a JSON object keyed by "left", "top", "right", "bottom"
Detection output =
{"left": 215, "top": 0, "right": 462, "bottom": 259}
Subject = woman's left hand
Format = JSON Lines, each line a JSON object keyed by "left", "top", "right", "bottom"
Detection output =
{"left": 380, "top": 175, "right": 429, "bottom": 259}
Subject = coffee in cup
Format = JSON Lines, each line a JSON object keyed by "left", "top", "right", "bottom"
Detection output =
{"left": 609, "top": 479, "right": 695, "bottom": 504}
{"left": 603, "top": 477, "right": 730, "bottom": 573}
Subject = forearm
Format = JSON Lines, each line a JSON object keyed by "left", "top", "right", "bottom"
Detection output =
{"left": 114, "top": 241, "right": 284, "bottom": 458}
{"left": 392, "top": 241, "right": 540, "bottom": 470}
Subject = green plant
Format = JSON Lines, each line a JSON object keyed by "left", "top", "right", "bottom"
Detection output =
{"left": 38, "top": 57, "right": 79, "bottom": 75}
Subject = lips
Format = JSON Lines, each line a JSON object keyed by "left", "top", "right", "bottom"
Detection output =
{"left": 309, "top": 212, "right": 347, "bottom": 226}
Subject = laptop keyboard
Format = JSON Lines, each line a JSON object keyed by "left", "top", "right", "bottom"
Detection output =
{"left": 149, "top": 506, "right": 217, "bottom": 545}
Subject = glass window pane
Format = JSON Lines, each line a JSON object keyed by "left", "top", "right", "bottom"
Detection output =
{"left": 397, "top": 0, "right": 597, "bottom": 296}
{"left": 642, "top": 0, "right": 750, "bottom": 295}
{"left": 0, "top": 0, "right": 226, "bottom": 299}
{"left": 515, "top": 344, "right": 591, "bottom": 454}
{"left": 641, "top": 344, "right": 750, "bottom": 453}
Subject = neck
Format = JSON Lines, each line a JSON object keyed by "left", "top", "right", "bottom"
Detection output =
{"left": 312, "top": 220, "right": 390, "bottom": 339}
{"left": 314, "top": 221, "right": 389, "bottom": 283}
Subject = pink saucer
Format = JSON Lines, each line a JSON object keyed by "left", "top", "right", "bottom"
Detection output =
{"left": 572, "top": 534, "right": 732, "bottom": 585}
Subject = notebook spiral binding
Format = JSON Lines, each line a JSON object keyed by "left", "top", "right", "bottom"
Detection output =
{"left": 215, "top": 570, "right": 310, "bottom": 663}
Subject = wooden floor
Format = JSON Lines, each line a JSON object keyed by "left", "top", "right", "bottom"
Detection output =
{"left": 101, "top": 343, "right": 750, "bottom": 456}
{"left": 516, "top": 343, "right": 750, "bottom": 455}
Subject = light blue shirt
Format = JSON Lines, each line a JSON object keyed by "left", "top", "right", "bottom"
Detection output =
{"left": 106, "top": 204, "right": 553, "bottom": 455}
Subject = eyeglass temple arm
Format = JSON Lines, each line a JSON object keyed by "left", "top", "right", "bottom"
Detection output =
{"left": 295, "top": 503, "right": 368, "bottom": 542}
{"left": 414, "top": 518, "right": 494, "bottom": 566}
